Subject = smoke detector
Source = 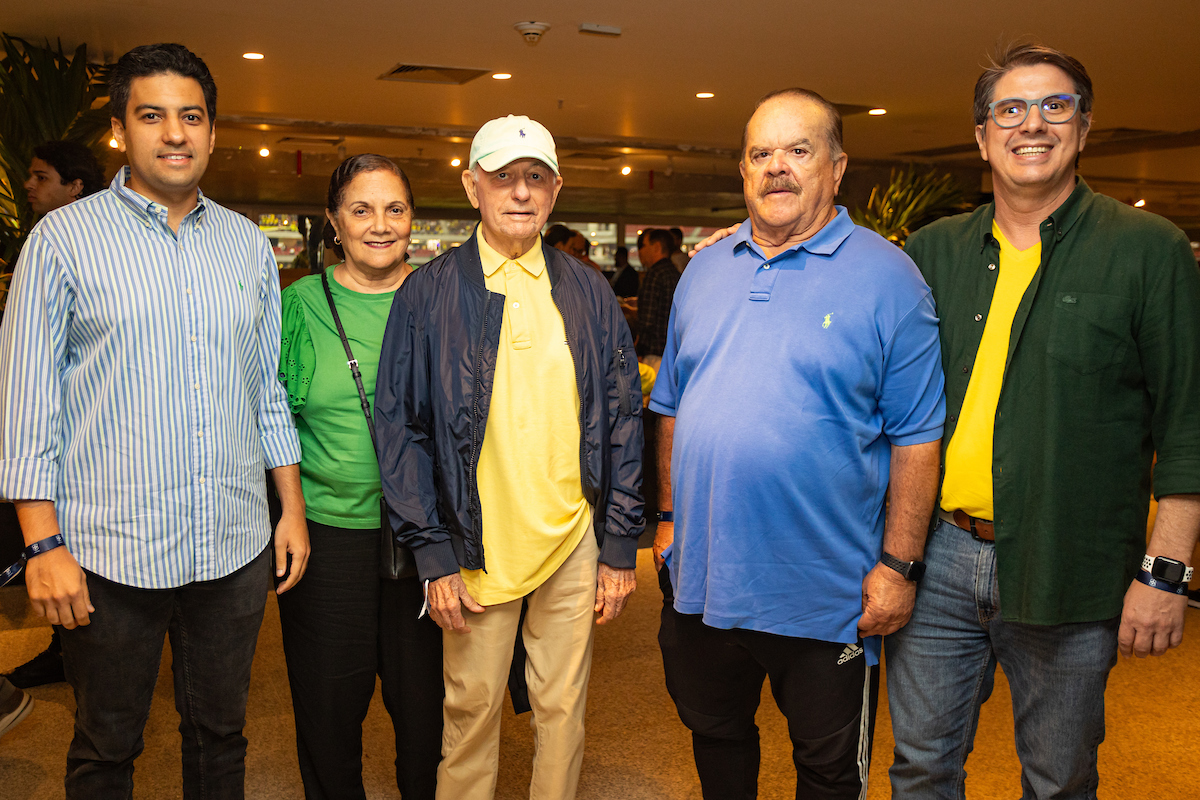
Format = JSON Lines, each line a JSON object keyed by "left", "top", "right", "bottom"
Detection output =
{"left": 514, "top": 21, "right": 550, "bottom": 45}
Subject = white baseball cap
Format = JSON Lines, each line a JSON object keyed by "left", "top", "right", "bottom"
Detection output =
{"left": 468, "top": 115, "right": 559, "bottom": 175}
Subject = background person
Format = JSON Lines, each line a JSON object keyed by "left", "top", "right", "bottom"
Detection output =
{"left": 610, "top": 245, "right": 639, "bottom": 298}
{"left": 375, "top": 114, "right": 644, "bottom": 800}
{"left": 276, "top": 154, "right": 442, "bottom": 800}
{"left": 22, "top": 140, "right": 106, "bottom": 218}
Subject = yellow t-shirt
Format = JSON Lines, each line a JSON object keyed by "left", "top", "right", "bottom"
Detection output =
{"left": 940, "top": 223, "right": 1041, "bottom": 520}
{"left": 462, "top": 229, "right": 591, "bottom": 604}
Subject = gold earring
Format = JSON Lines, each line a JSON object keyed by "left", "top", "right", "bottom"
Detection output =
{"left": 333, "top": 235, "right": 341, "bottom": 245}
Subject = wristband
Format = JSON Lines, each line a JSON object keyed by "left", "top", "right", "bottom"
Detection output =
{"left": 0, "top": 533, "right": 67, "bottom": 587}
{"left": 657, "top": 511, "right": 674, "bottom": 523}
{"left": 1135, "top": 569, "right": 1188, "bottom": 596}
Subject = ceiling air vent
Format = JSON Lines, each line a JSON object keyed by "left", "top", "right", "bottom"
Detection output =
{"left": 379, "top": 64, "right": 490, "bottom": 85}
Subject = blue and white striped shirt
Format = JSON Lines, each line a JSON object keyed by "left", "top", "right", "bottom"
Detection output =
{"left": 0, "top": 168, "right": 301, "bottom": 588}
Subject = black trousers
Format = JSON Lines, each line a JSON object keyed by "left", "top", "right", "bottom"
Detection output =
{"left": 61, "top": 546, "right": 271, "bottom": 800}
{"left": 277, "top": 521, "right": 443, "bottom": 800}
{"left": 658, "top": 568, "right": 879, "bottom": 800}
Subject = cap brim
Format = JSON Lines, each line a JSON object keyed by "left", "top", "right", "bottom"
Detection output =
{"left": 474, "top": 146, "right": 559, "bottom": 175}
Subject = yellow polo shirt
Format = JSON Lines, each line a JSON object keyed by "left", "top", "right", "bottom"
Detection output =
{"left": 941, "top": 223, "right": 1041, "bottom": 520}
{"left": 462, "top": 229, "right": 591, "bottom": 604}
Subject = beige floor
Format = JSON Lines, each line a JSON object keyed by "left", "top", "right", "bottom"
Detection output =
{"left": 2, "top": 550, "right": 1198, "bottom": 799}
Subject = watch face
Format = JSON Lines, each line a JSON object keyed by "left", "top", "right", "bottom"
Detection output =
{"left": 1152, "top": 558, "right": 1186, "bottom": 584}
{"left": 908, "top": 561, "right": 926, "bottom": 582}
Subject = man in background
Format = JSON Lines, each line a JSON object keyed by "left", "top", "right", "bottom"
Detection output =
{"left": 23, "top": 140, "right": 106, "bottom": 218}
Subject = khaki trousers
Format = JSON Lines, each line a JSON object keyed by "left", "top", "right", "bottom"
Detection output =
{"left": 437, "top": 532, "right": 600, "bottom": 800}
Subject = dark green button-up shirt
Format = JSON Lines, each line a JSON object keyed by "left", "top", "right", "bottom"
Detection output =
{"left": 906, "top": 179, "right": 1200, "bottom": 624}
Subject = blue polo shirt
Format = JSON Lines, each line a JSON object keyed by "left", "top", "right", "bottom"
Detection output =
{"left": 650, "top": 209, "right": 944, "bottom": 665}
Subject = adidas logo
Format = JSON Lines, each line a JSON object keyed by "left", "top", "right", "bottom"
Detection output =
{"left": 837, "top": 643, "right": 864, "bottom": 665}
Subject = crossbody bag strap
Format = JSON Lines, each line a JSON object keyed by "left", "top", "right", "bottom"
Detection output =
{"left": 320, "top": 268, "right": 380, "bottom": 456}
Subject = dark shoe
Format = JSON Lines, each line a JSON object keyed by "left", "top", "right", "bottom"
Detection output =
{"left": 3, "top": 646, "right": 65, "bottom": 689}
{"left": 0, "top": 680, "right": 34, "bottom": 738}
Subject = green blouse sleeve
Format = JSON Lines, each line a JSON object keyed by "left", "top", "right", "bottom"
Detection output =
{"left": 278, "top": 286, "right": 315, "bottom": 414}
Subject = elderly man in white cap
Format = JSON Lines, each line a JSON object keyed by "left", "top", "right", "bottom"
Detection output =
{"left": 375, "top": 115, "right": 645, "bottom": 800}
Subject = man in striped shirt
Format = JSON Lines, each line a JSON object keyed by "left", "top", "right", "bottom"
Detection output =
{"left": 0, "top": 43, "right": 308, "bottom": 797}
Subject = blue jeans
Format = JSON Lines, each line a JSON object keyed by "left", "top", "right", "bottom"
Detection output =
{"left": 60, "top": 547, "right": 271, "bottom": 799}
{"left": 885, "top": 520, "right": 1119, "bottom": 800}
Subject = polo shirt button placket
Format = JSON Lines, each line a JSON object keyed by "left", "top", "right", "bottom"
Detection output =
{"left": 988, "top": 263, "right": 997, "bottom": 271}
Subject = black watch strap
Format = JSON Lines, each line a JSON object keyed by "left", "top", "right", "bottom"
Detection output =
{"left": 881, "top": 552, "right": 925, "bottom": 582}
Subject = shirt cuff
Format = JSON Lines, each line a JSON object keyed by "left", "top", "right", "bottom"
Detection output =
{"left": 0, "top": 457, "right": 59, "bottom": 502}
{"left": 599, "top": 531, "right": 639, "bottom": 570}
{"left": 412, "top": 539, "right": 462, "bottom": 583}
{"left": 1152, "top": 456, "right": 1200, "bottom": 499}
{"left": 261, "top": 430, "right": 302, "bottom": 470}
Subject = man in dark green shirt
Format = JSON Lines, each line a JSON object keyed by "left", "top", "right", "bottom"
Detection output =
{"left": 887, "top": 44, "right": 1200, "bottom": 799}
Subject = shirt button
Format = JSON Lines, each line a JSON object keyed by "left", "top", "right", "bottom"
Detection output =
{"left": 962, "top": 365, "right": 969, "bottom": 373}
{"left": 512, "top": 302, "right": 520, "bottom": 309}
{"left": 193, "top": 383, "right": 200, "bottom": 390}
{"left": 191, "top": 336, "right": 197, "bottom": 343}
{"left": 974, "top": 314, "right": 983, "bottom": 321}
{"left": 199, "top": 477, "right": 206, "bottom": 484}
{"left": 196, "top": 431, "right": 203, "bottom": 438}
{"left": 988, "top": 263, "right": 996, "bottom": 270}
{"left": 186, "top": 287, "right": 192, "bottom": 295}
{"left": 763, "top": 265, "right": 771, "bottom": 270}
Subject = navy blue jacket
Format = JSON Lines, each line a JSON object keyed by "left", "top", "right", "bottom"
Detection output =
{"left": 375, "top": 229, "right": 645, "bottom": 582}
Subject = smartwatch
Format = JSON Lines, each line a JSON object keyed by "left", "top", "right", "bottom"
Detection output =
{"left": 881, "top": 552, "right": 925, "bottom": 583}
{"left": 1141, "top": 555, "right": 1193, "bottom": 585}
{"left": 657, "top": 510, "right": 674, "bottom": 523}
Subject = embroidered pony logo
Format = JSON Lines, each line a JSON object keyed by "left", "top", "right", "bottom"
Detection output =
{"left": 822, "top": 313, "right": 833, "bottom": 329}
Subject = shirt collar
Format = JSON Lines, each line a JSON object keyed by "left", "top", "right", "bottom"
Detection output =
{"left": 476, "top": 227, "right": 546, "bottom": 277}
{"left": 112, "top": 165, "right": 208, "bottom": 228}
{"left": 978, "top": 176, "right": 1093, "bottom": 251}
{"left": 730, "top": 205, "right": 855, "bottom": 260}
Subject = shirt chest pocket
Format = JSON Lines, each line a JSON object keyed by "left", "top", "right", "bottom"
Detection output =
{"left": 1046, "top": 292, "right": 1133, "bottom": 375}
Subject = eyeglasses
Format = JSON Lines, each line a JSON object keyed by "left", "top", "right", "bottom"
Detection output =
{"left": 987, "top": 93, "right": 1081, "bottom": 128}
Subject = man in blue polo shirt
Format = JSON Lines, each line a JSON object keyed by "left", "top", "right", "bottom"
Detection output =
{"left": 650, "top": 88, "right": 945, "bottom": 799}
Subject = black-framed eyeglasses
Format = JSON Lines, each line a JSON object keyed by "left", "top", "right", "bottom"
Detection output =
{"left": 987, "top": 93, "right": 1081, "bottom": 128}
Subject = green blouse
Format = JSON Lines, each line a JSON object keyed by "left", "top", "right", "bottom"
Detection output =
{"left": 279, "top": 266, "right": 397, "bottom": 529}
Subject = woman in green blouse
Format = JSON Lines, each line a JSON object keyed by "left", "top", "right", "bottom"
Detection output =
{"left": 277, "top": 155, "right": 441, "bottom": 799}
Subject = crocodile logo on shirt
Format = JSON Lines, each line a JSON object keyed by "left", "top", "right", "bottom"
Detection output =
{"left": 822, "top": 313, "right": 833, "bottom": 329}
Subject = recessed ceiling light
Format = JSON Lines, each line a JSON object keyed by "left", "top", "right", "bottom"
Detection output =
{"left": 243, "top": 53, "right": 264, "bottom": 60}
{"left": 259, "top": 146, "right": 270, "bottom": 157}
{"left": 868, "top": 108, "right": 887, "bottom": 116}
{"left": 492, "top": 73, "right": 512, "bottom": 80}
{"left": 696, "top": 92, "right": 714, "bottom": 99}
{"left": 451, "top": 157, "right": 462, "bottom": 167}
{"left": 621, "top": 166, "right": 632, "bottom": 176}
{"left": 1134, "top": 198, "right": 1146, "bottom": 207}
{"left": 108, "top": 137, "right": 118, "bottom": 148}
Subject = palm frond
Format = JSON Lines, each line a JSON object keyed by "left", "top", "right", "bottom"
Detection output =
{"left": 850, "top": 166, "right": 973, "bottom": 247}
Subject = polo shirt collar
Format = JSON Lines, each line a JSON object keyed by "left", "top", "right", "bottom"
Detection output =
{"left": 731, "top": 205, "right": 854, "bottom": 260}
{"left": 477, "top": 227, "right": 545, "bottom": 277}
{"left": 112, "top": 166, "right": 208, "bottom": 228}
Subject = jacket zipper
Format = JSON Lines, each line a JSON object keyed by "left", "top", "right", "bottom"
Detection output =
{"left": 471, "top": 288, "right": 491, "bottom": 572}
{"left": 615, "top": 347, "right": 631, "bottom": 417}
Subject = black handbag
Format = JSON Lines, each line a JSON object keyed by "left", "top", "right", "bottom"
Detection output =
{"left": 321, "top": 269, "right": 417, "bottom": 580}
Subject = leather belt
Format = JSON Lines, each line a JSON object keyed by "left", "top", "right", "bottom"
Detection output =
{"left": 939, "top": 508, "right": 995, "bottom": 542}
